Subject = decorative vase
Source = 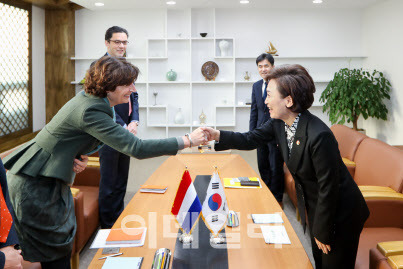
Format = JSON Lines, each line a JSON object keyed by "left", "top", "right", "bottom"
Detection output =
{"left": 244, "top": 71, "right": 250, "bottom": 81}
{"left": 199, "top": 110, "right": 207, "bottom": 125}
{"left": 166, "top": 69, "right": 177, "bottom": 81}
{"left": 218, "top": 40, "right": 230, "bottom": 57}
{"left": 174, "top": 108, "right": 185, "bottom": 124}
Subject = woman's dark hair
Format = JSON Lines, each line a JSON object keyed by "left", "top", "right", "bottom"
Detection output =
{"left": 266, "top": 64, "right": 316, "bottom": 113}
{"left": 85, "top": 56, "right": 139, "bottom": 98}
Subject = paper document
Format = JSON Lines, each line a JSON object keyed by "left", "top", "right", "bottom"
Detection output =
{"left": 252, "top": 214, "right": 284, "bottom": 224}
{"left": 260, "top": 225, "right": 291, "bottom": 244}
{"left": 90, "top": 228, "right": 147, "bottom": 249}
{"left": 102, "top": 257, "right": 143, "bottom": 269}
{"left": 139, "top": 185, "right": 167, "bottom": 194}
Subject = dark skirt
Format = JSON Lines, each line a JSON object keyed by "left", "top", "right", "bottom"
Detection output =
{"left": 6, "top": 172, "right": 76, "bottom": 262}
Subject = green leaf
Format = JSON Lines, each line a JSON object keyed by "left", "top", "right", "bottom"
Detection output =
{"left": 320, "top": 68, "right": 392, "bottom": 125}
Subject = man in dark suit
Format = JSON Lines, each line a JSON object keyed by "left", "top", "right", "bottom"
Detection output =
{"left": 249, "top": 53, "right": 284, "bottom": 203}
{"left": 0, "top": 159, "right": 22, "bottom": 269}
{"left": 97, "top": 26, "right": 140, "bottom": 228}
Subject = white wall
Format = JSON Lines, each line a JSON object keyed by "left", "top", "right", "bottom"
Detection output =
{"left": 215, "top": 8, "right": 363, "bottom": 57}
{"left": 74, "top": 8, "right": 365, "bottom": 130}
{"left": 32, "top": 5, "right": 46, "bottom": 131}
{"left": 362, "top": 0, "right": 403, "bottom": 145}
{"left": 75, "top": 8, "right": 166, "bottom": 57}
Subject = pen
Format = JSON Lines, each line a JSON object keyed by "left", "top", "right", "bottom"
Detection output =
{"left": 98, "top": 252, "right": 123, "bottom": 260}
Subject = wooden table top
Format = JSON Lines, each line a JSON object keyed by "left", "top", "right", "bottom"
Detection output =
{"left": 88, "top": 153, "right": 312, "bottom": 269}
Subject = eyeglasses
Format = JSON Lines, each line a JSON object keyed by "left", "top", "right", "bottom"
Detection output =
{"left": 108, "top": 40, "right": 129, "bottom": 45}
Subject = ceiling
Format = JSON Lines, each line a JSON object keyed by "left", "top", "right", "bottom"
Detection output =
{"left": 70, "top": 0, "right": 383, "bottom": 11}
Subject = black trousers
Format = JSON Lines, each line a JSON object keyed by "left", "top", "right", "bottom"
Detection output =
{"left": 99, "top": 145, "right": 130, "bottom": 229}
{"left": 309, "top": 216, "right": 364, "bottom": 269}
{"left": 257, "top": 142, "right": 284, "bottom": 202}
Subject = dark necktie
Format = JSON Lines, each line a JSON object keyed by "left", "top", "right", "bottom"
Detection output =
{"left": 263, "top": 81, "right": 268, "bottom": 101}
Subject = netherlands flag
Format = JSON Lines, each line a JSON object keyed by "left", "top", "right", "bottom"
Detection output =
{"left": 171, "top": 170, "right": 202, "bottom": 234}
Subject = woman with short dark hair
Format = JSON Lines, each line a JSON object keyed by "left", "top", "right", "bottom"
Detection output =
{"left": 204, "top": 64, "right": 369, "bottom": 269}
{"left": 3, "top": 56, "right": 207, "bottom": 269}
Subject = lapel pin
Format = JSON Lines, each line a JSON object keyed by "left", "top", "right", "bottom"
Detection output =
{"left": 296, "top": 140, "right": 300, "bottom": 145}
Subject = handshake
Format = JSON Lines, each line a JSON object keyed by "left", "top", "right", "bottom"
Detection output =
{"left": 186, "top": 127, "right": 221, "bottom": 147}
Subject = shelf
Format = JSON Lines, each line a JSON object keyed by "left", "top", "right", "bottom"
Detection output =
{"left": 73, "top": 8, "right": 364, "bottom": 138}
{"left": 166, "top": 124, "right": 192, "bottom": 127}
{"left": 147, "top": 124, "right": 167, "bottom": 127}
{"left": 148, "top": 81, "right": 190, "bottom": 84}
{"left": 236, "top": 105, "right": 251, "bottom": 108}
{"left": 192, "top": 37, "right": 215, "bottom": 40}
{"left": 235, "top": 56, "right": 367, "bottom": 59}
{"left": 215, "top": 123, "right": 236, "bottom": 127}
{"left": 192, "top": 81, "right": 233, "bottom": 84}
{"left": 147, "top": 105, "right": 167, "bottom": 108}
{"left": 214, "top": 56, "right": 234, "bottom": 59}
{"left": 70, "top": 57, "right": 147, "bottom": 60}
{"left": 215, "top": 105, "right": 234, "bottom": 108}
{"left": 148, "top": 57, "right": 168, "bottom": 60}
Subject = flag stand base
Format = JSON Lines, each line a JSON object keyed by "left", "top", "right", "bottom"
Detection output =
{"left": 179, "top": 233, "right": 193, "bottom": 244}
{"left": 210, "top": 233, "right": 225, "bottom": 245}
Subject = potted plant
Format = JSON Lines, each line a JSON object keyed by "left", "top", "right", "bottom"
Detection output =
{"left": 320, "top": 68, "right": 392, "bottom": 130}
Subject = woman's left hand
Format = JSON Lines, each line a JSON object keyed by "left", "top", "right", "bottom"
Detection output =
{"left": 73, "top": 155, "right": 89, "bottom": 174}
{"left": 314, "top": 237, "right": 331, "bottom": 254}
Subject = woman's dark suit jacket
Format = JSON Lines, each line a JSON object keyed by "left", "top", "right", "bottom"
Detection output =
{"left": 215, "top": 110, "right": 369, "bottom": 245}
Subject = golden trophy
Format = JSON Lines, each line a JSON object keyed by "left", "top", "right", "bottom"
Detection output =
{"left": 265, "top": 41, "right": 279, "bottom": 56}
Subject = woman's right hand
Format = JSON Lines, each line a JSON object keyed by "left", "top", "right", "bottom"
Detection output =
{"left": 190, "top": 127, "right": 209, "bottom": 146}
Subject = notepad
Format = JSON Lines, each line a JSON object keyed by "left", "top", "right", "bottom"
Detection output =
{"left": 260, "top": 225, "right": 291, "bottom": 244}
{"left": 90, "top": 228, "right": 147, "bottom": 249}
{"left": 139, "top": 185, "right": 168, "bottom": 194}
{"left": 223, "top": 177, "right": 262, "bottom": 189}
{"left": 102, "top": 257, "right": 143, "bottom": 269}
{"left": 106, "top": 228, "right": 145, "bottom": 244}
{"left": 252, "top": 214, "right": 284, "bottom": 224}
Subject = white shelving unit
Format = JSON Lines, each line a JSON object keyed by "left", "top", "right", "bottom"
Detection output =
{"left": 73, "top": 8, "right": 366, "bottom": 136}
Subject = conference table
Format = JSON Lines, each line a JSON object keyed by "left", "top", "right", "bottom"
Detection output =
{"left": 88, "top": 153, "right": 312, "bottom": 268}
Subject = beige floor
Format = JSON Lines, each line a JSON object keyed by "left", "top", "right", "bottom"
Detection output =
{"left": 79, "top": 150, "right": 314, "bottom": 268}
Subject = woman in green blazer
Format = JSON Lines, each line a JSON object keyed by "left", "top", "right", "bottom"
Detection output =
{"left": 3, "top": 57, "right": 207, "bottom": 268}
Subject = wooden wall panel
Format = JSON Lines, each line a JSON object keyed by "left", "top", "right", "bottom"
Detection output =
{"left": 45, "top": 6, "right": 75, "bottom": 122}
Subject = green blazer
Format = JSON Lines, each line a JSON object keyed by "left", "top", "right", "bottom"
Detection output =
{"left": 4, "top": 91, "right": 179, "bottom": 184}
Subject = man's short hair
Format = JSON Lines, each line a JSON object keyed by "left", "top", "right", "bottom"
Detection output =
{"left": 256, "top": 53, "right": 274, "bottom": 66}
{"left": 105, "top": 26, "right": 129, "bottom": 41}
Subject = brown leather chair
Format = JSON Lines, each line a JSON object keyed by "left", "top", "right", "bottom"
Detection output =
{"left": 283, "top": 164, "right": 298, "bottom": 208}
{"left": 330, "top": 124, "right": 367, "bottom": 177}
{"left": 353, "top": 138, "right": 403, "bottom": 193}
{"left": 71, "top": 154, "right": 100, "bottom": 269}
{"left": 370, "top": 247, "right": 392, "bottom": 269}
{"left": 369, "top": 241, "right": 403, "bottom": 269}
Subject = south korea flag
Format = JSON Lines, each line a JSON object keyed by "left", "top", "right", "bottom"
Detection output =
{"left": 202, "top": 172, "right": 229, "bottom": 235}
